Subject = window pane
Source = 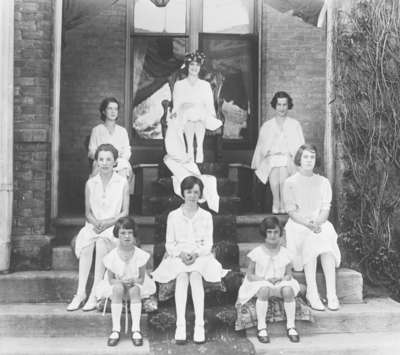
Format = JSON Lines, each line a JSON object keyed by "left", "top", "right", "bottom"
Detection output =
{"left": 134, "top": 0, "right": 186, "bottom": 33}
{"left": 132, "top": 36, "right": 186, "bottom": 139}
{"left": 203, "top": 0, "right": 252, "bottom": 34}
{"left": 200, "top": 34, "right": 256, "bottom": 140}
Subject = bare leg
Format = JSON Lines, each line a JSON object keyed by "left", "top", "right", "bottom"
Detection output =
{"left": 269, "top": 168, "right": 280, "bottom": 213}
{"left": 194, "top": 122, "right": 206, "bottom": 163}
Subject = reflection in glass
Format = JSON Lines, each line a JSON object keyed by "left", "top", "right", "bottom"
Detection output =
{"left": 203, "top": 0, "right": 252, "bottom": 34}
{"left": 132, "top": 37, "right": 186, "bottom": 139}
{"left": 134, "top": 0, "right": 186, "bottom": 33}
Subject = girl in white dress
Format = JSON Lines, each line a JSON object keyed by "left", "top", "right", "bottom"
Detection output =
{"left": 283, "top": 144, "right": 341, "bottom": 311}
{"left": 251, "top": 91, "right": 304, "bottom": 214}
{"left": 152, "top": 176, "right": 228, "bottom": 344}
{"left": 96, "top": 217, "right": 156, "bottom": 347}
{"left": 67, "top": 144, "right": 130, "bottom": 312}
{"left": 236, "top": 216, "right": 300, "bottom": 344}
{"left": 171, "top": 51, "right": 222, "bottom": 163}
{"left": 88, "top": 97, "right": 134, "bottom": 192}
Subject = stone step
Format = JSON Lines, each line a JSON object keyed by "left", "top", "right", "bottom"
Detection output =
{"left": 0, "top": 298, "right": 399, "bottom": 338}
{"left": 146, "top": 195, "right": 241, "bottom": 215}
{"left": 52, "top": 214, "right": 288, "bottom": 245}
{"left": 0, "top": 336, "right": 150, "bottom": 355}
{"left": 152, "top": 177, "right": 238, "bottom": 197}
{"left": 248, "top": 331, "right": 400, "bottom": 355}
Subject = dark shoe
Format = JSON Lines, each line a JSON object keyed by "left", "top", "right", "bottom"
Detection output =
{"left": 286, "top": 327, "right": 300, "bottom": 343}
{"left": 257, "top": 328, "right": 270, "bottom": 344}
{"left": 132, "top": 331, "right": 143, "bottom": 347}
{"left": 107, "top": 331, "right": 120, "bottom": 347}
{"left": 174, "top": 325, "right": 186, "bottom": 345}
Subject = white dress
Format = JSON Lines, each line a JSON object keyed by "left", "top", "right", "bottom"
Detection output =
{"left": 95, "top": 247, "right": 156, "bottom": 299}
{"left": 236, "top": 246, "right": 300, "bottom": 305}
{"left": 173, "top": 78, "right": 222, "bottom": 131}
{"left": 251, "top": 117, "right": 304, "bottom": 184}
{"left": 151, "top": 207, "right": 228, "bottom": 283}
{"left": 74, "top": 173, "right": 127, "bottom": 258}
{"left": 163, "top": 116, "right": 220, "bottom": 212}
{"left": 88, "top": 123, "right": 132, "bottom": 175}
{"left": 283, "top": 173, "right": 341, "bottom": 271}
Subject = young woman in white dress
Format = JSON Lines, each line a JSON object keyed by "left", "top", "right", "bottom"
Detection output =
{"left": 67, "top": 144, "right": 130, "bottom": 312}
{"left": 171, "top": 51, "right": 222, "bottom": 163}
{"left": 96, "top": 217, "right": 156, "bottom": 347}
{"left": 251, "top": 91, "right": 304, "bottom": 214}
{"left": 88, "top": 97, "right": 134, "bottom": 192}
{"left": 152, "top": 176, "right": 228, "bottom": 344}
{"left": 283, "top": 144, "right": 341, "bottom": 311}
{"left": 236, "top": 216, "right": 300, "bottom": 344}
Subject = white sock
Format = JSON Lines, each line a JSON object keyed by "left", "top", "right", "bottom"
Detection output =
{"left": 111, "top": 303, "right": 122, "bottom": 332}
{"left": 256, "top": 299, "right": 269, "bottom": 330}
{"left": 190, "top": 272, "right": 205, "bottom": 327}
{"left": 130, "top": 302, "right": 142, "bottom": 332}
{"left": 284, "top": 301, "right": 296, "bottom": 329}
{"left": 175, "top": 273, "right": 189, "bottom": 327}
{"left": 321, "top": 253, "right": 337, "bottom": 299}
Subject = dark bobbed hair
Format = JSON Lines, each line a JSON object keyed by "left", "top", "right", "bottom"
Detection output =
{"left": 180, "top": 175, "right": 204, "bottom": 199}
{"left": 94, "top": 143, "right": 118, "bottom": 161}
{"left": 270, "top": 91, "right": 293, "bottom": 110}
{"left": 99, "top": 97, "right": 119, "bottom": 122}
{"left": 113, "top": 216, "right": 138, "bottom": 240}
{"left": 259, "top": 216, "right": 282, "bottom": 237}
{"left": 294, "top": 143, "right": 320, "bottom": 167}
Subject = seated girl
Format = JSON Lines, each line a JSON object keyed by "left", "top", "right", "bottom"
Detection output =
{"left": 152, "top": 176, "right": 228, "bottom": 344}
{"left": 283, "top": 144, "right": 341, "bottom": 311}
{"left": 236, "top": 216, "right": 300, "bottom": 343}
{"left": 67, "top": 144, "right": 129, "bottom": 312}
{"left": 88, "top": 97, "right": 134, "bottom": 192}
{"left": 96, "top": 216, "right": 156, "bottom": 347}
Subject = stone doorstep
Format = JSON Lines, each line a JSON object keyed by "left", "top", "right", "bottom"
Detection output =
{"left": 0, "top": 337, "right": 150, "bottom": 355}
{"left": 248, "top": 331, "right": 400, "bottom": 355}
{"left": 1, "top": 299, "right": 400, "bottom": 338}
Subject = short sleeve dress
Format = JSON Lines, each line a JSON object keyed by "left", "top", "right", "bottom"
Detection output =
{"left": 236, "top": 246, "right": 300, "bottom": 305}
{"left": 151, "top": 207, "right": 228, "bottom": 283}
{"left": 283, "top": 172, "right": 341, "bottom": 271}
{"left": 74, "top": 173, "right": 127, "bottom": 258}
{"left": 95, "top": 247, "right": 156, "bottom": 299}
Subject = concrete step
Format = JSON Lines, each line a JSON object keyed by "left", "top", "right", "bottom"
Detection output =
{"left": 0, "top": 337, "right": 150, "bottom": 355}
{"left": 248, "top": 331, "right": 400, "bottom": 355}
{"left": 0, "top": 299, "right": 399, "bottom": 338}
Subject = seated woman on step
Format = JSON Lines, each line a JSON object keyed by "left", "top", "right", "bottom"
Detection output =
{"left": 88, "top": 97, "right": 134, "bottom": 193}
{"left": 96, "top": 216, "right": 156, "bottom": 347}
{"left": 251, "top": 91, "right": 304, "bottom": 214}
{"left": 283, "top": 144, "right": 341, "bottom": 311}
{"left": 152, "top": 176, "right": 228, "bottom": 345}
{"left": 171, "top": 50, "right": 222, "bottom": 164}
{"left": 67, "top": 144, "right": 129, "bottom": 312}
{"left": 164, "top": 106, "right": 220, "bottom": 212}
{"left": 236, "top": 216, "right": 300, "bottom": 344}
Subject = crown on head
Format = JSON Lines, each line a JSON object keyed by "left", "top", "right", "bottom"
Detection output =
{"left": 184, "top": 50, "right": 206, "bottom": 65}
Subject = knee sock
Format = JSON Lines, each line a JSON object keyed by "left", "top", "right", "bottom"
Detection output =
{"left": 256, "top": 299, "right": 269, "bottom": 330}
{"left": 190, "top": 272, "right": 205, "bottom": 327}
{"left": 130, "top": 302, "right": 142, "bottom": 332}
{"left": 304, "top": 258, "right": 318, "bottom": 298}
{"left": 111, "top": 303, "right": 122, "bottom": 332}
{"left": 77, "top": 245, "right": 94, "bottom": 296}
{"left": 284, "top": 301, "right": 296, "bottom": 329}
{"left": 175, "top": 273, "right": 189, "bottom": 327}
{"left": 321, "top": 253, "right": 337, "bottom": 299}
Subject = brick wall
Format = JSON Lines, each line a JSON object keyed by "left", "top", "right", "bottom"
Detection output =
{"left": 261, "top": 4, "right": 326, "bottom": 159}
{"left": 59, "top": 0, "right": 126, "bottom": 214}
{"left": 13, "top": 0, "right": 53, "bottom": 236}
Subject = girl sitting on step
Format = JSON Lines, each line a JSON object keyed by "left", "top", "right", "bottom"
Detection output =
{"left": 152, "top": 176, "right": 228, "bottom": 345}
{"left": 283, "top": 144, "right": 341, "bottom": 311}
{"left": 67, "top": 144, "right": 129, "bottom": 312}
{"left": 96, "top": 216, "right": 156, "bottom": 347}
{"left": 236, "top": 216, "right": 301, "bottom": 344}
